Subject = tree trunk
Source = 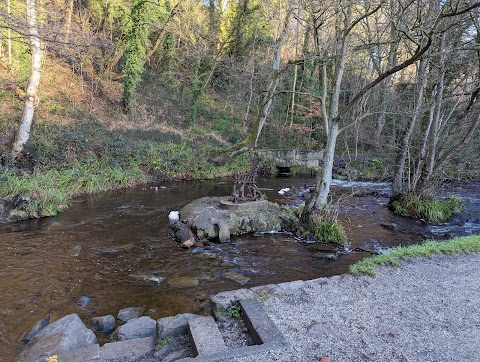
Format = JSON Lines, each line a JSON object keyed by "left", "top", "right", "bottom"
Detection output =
{"left": 392, "top": 59, "right": 427, "bottom": 195}
{"left": 64, "top": 0, "right": 74, "bottom": 42}
{"left": 313, "top": 121, "right": 339, "bottom": 209}
{"left": 11, "top": 0, "right": 42, "bottom": 159}
{"left": 7, "top": 0, "right": 12, "bottom": 68}
{"left": 289, "top": 63, "right": 298, "bottom": 127}
{"left": 253, "top": 0, "right": 295, "bottom": 147}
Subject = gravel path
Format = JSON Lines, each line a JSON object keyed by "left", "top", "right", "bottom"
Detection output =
{"left": 229, "top": 253, "right": 480, "bottom": 362}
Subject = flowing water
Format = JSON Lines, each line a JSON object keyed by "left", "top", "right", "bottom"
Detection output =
{"left": 0, "top": 177, "right": 479, "bottom": 359}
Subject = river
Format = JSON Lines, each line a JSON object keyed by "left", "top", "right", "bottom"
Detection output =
{"left": 0, "top": 177, "right": 478, "bottom": 359}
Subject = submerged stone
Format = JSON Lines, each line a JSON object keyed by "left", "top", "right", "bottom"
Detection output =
{"left": 118, "top": 307, "right": 145, "bottom": 322}
{"left": 167, "top": 276, "right": 199, "bottom": 288}
{"left": 223, "top": 271, "right": 251, "bottom": 285}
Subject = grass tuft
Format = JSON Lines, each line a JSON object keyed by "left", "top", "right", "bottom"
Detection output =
{"left": 309, "top": 208, "right": 347, "bottom": 245}
{"left": 349, "top": 235, "right": 480, "bottom": 276}
{"left": 389, "top": 194, "right": 463, "bottom": 222}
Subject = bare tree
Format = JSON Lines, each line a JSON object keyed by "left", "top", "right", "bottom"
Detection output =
{"left": 11, "top": 0, "right": 42, "bottom": 159}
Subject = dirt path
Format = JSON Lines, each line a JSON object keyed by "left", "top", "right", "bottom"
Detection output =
{"left": 230, "top": 253, "right": 480, "bottom": 362}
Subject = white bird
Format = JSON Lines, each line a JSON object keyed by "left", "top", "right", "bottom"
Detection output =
{"left": 168, "top": 211, "right": 180, "bottom": 222}
{"left": 278, "top": 187, "right": 291, "bottom": 195}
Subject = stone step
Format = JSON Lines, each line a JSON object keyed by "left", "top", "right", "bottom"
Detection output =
{"left": 239, "top": 299, "right": 287, "bottom": 345}
{"left": 188, "top": 316, "right": 228, "bottom": 357}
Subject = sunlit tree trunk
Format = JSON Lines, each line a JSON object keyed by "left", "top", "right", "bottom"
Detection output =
{"left": 64, "top": 0, "right": 74, "bottom": 42}
{"left": 11, "top": 0, "right": 42, "bottom": 159}
{"left": 7, "top": 0, "right": 12, "bottom": 68}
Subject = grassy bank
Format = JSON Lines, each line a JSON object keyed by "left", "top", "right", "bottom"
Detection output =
{"left": 349, "top": 235, "right": 480, "bottom": 276}
{"left": 0, "top": 121, "right": 252, "bottom": 219}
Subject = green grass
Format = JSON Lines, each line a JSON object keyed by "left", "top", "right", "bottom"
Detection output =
{"left": 309, "top": 209, "right": 347, "bottom": 245}
{"left": 349, "top": 235, "right": 480, "bottom": 276}
{"left": 0, "top": 158, "right": 145, "bottom": 217}
{"left": 0, "top": 121, "right": 252, "bottom": 219}
{"left": 389, "top": 194, "right": 463, "bottom": 222}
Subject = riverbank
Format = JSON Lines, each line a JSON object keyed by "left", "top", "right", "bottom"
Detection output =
{"left": 0, "top": 121, "right": 257, "bottom": 221}
{"left": 228, "top": 248, "right": 480, "bottom": 362}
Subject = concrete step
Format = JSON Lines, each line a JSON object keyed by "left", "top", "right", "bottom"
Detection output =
{"left": 239, "top": 299, "right": 287, "bottom": 345}
{"left": 188, "top": 316, "right": 228, "bottom": 357}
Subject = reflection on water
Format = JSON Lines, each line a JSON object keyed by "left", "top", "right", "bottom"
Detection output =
{"left": 0, "top": 178, "right": 478, "bottom": 359}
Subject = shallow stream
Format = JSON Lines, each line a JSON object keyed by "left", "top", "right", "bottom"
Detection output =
{"left": 1, "top": 177, "right": 479, "bottom": 359}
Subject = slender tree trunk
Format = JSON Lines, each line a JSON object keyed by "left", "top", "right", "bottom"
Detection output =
{"left": 289, "top": 64, "right": 298, "bottom": 127}
{"left": 11, "top": 0, "right": 42, "bottom": 159}
{"left": 7, "top": 0, "right": 12, "bottom": 68}
{"left": 313, "top": 121, "right": 339, "bottom": 209}
{"left": 309, "top": 6, "right": 351, "bottom": 211}
{"left": 392, "top": 59, "right": 427, "bottom": 195}
{"left": 244, "top": 34, "right": 256, "bottom": 127}
{"left": 64, "top": 0, "right": 74, "bottom": 42}
{"left": 253, "top": 0, "right": 295, "bottom": 147}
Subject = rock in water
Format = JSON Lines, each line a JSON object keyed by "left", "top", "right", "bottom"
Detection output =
{"left": 73, "top": 245, "right": 82, "bottom": 257}
{"left": 113, "top": 316, "right": 157, "bottom": 341}
{"left": 22, "top": 315, "right": 50, "bottom": 344}
{"left": 168, "top": 211, "right": 180, "bottom": 222}
{"left": 77, "top": 296, "right": 93, "bottom": 308}
{"left": 118, "top": 307, "right": 145, "bottom": 322}
{"left": 16, "top": 314, "right": 98, "bottom": 361}
{"left": 90, "top": 315, "right": 116, "bottom": 333}
{"left": 172, "top": 222, "right": 196, "bottom": 248}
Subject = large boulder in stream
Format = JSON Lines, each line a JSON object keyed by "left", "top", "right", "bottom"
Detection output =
{"left": 16, "top": 313, "right": 98, "bottom": 362}
{"left": 179, "top": 197, "right": 298, "bottom": 242}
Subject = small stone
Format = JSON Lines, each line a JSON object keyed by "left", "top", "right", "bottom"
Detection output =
{"left": 77, "top": 296, "right": 93, "bottom": 308}
{"left": 73, "top": 245, "right": 82, "bottom": 257}
{"left": 218, "top": 223, "right": 230, "bottom": 243}
{"left": 311, "top": 243, "right": 338, "bottom": 252}
{"left": 380, "top": 222, "right": 399, "bottom": 230}
{"left": 118, "top": 307, "right": 145, "bottom": 322}
{"left": 223, "top": 271, "right": 251, "bottom": 285}
{"left": 90, "top": 315, "right": 115, "bottom": 333}
{"left": 130, "top": 274, "right": 166, "bottom": 285}
{"left": 167, "top": 277, "right": 199, "bottom": 288}
{"left": 313, "top": 252, "right": 338, "bottom": 260}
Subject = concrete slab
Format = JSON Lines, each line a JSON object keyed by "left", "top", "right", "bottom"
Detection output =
{"left": 210, "top": 288, "right": 256, "bottom": 310}
{"left": 176, "top": 343, "right": 287, "bottom": 362}
{"left": 239, "top": 299, "right": 287, "bottom": 345}
{"left": 57, "top": 344, "right": 101, "bottom": 362}
{"left": 271, "top": 280, "right": 306, "bottom": 295}
{"left": 100, "top": 336, "right": 155, "bottom": 361}
{"left": 188, "top": 316, "right": 227, "bottom": 356}
{"left": 219, "top": 200, "right": 268, "bottom": 211}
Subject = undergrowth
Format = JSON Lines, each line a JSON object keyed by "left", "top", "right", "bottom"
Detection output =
{"left": 0, "top": 121, "right": 251, "bottom": 219}
{"left": 349, "top": 235, "right": 480, "bottom": 276}
{"left": 389, "top": 194, "right": 463, "bottom": 222}
{"left": 309, "top": 208, "right": 347, "bottom": 245}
